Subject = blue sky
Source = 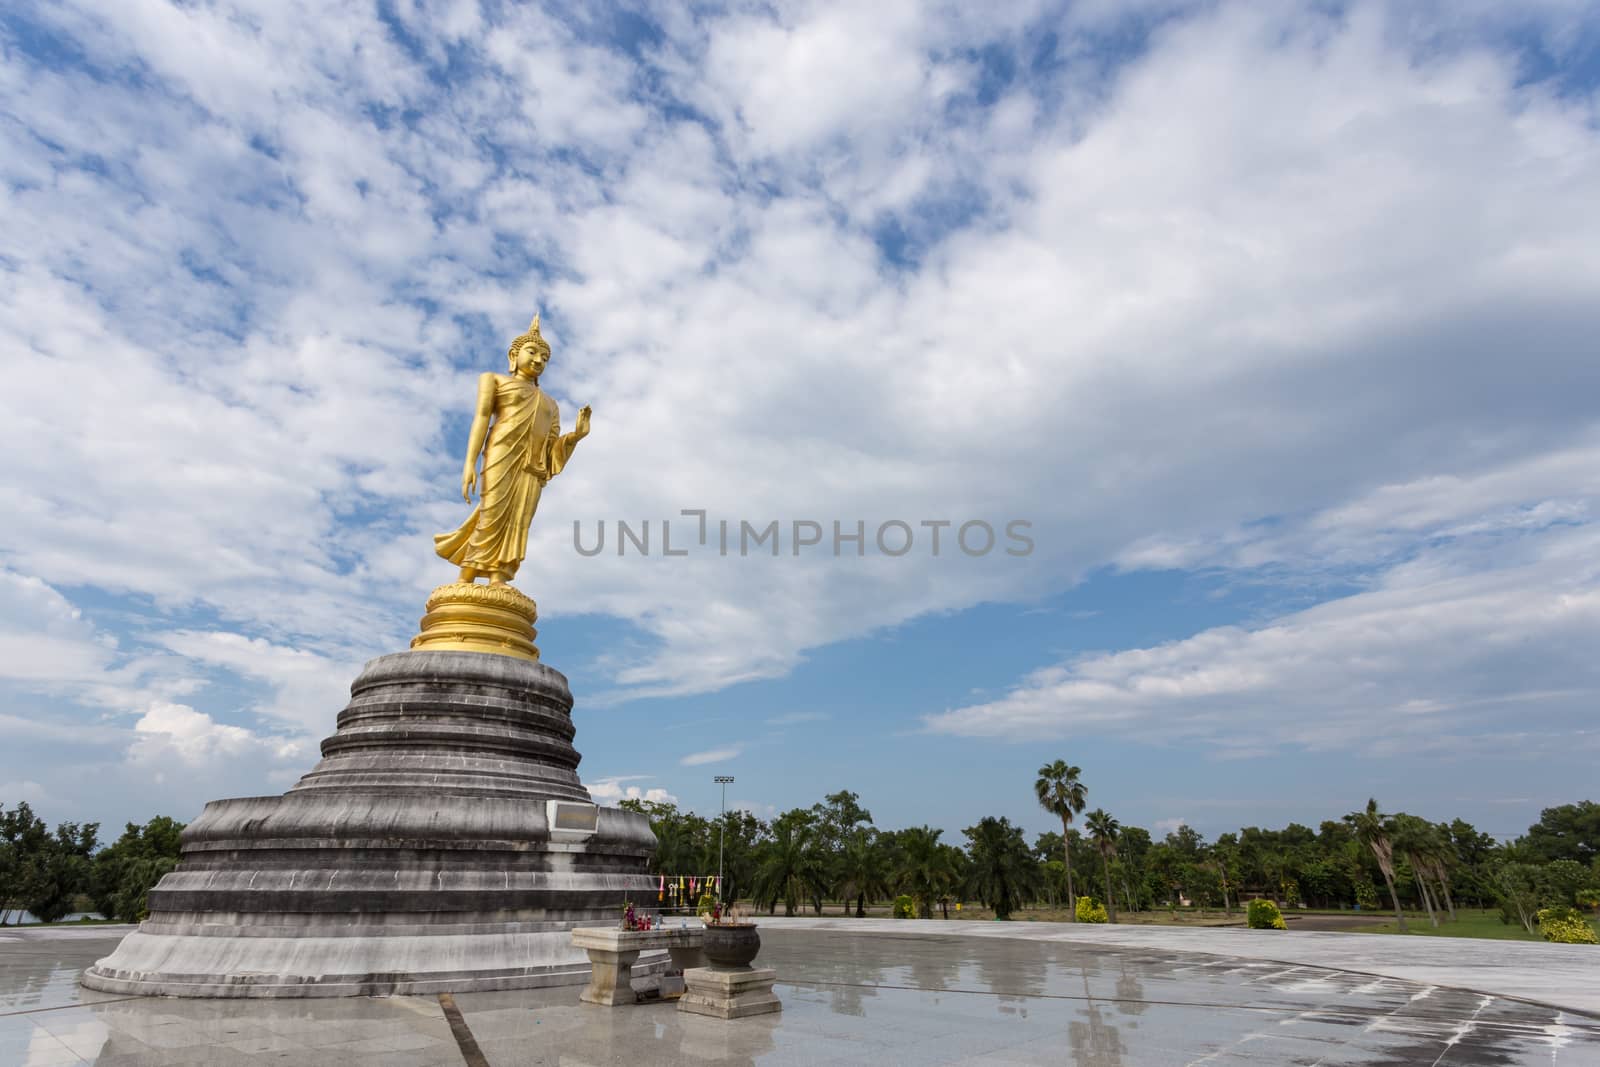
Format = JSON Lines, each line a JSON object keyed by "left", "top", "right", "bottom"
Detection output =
{"left": 2, "top": 0, "right": 1599, "bottom": 846}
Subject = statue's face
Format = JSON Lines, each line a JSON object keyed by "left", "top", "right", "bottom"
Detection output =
{"left": 514, "top": 342, "right": 549, "bottom": 378}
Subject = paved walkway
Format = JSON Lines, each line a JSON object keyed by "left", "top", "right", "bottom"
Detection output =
{"left": 759, "top": 916, "right": 1600, "bottom": 1016}
{"left": 3, "top": 921, "right": 1597, "bottom": 1064}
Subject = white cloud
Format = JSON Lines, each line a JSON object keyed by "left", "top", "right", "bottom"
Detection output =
{"left": 766, "top": 711, "right": 830, "bottom": 726}
{"left": 128, "top": 701, "right": 303, "bottom": 774}
{"left": 928, "top": 522, "right": 1600, "bottom": 757}
{"left": 0, "top": 781, "right": 52, "bottom": 806}
{"left": 155, "top": 631, "right": 360, "bottom": 738}
{"left": 702, "top": 3, "right": 931, "bottom": 157}
{"left": 680, "top": 746, "right": 742, "bottom": 767}
{"left": 585, "top": 776, "right": 679, "bottom": 806}
{"left": 1153, "top": 817, "right": 1188, "bottom": 836}
{"left": 0, "top": 570, "right": 114, "bottom": 687}
{"left": 0, "top": 0, "right": 1596, "bottom": 742}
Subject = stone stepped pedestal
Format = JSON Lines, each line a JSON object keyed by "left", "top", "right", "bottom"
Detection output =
{"left": 678, "top": 966, "right": 782, "bottom": 1019}
{"left": 81, "top": 650, "right": 657, "bottom": 997}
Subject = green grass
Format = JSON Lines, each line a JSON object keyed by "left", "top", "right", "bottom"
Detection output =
{"left": 1347, "top": 907, "right": 1600, "bottom": 942}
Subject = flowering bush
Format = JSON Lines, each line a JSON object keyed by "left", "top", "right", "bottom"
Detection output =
{"left": 1247, "top": 899, "right": 1287, "bottom": 930}
{"left": 1537, "top": 906, "right": 1599, "bottom": 945}
{"left": 1575, "top": 889, "right": 1600, "bottom": 911}
{"left": 892, "top": 894, "right": 916, "bottom": 919}
{"left": 1075, "top": 896, "right": 1108, "bottom": 923}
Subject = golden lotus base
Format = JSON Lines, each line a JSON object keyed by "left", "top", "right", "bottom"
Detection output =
{"left": 410, "top": 582, "right": 540, "bottom": 662}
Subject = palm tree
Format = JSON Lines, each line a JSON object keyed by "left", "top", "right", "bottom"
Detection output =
{"left": 963, "top": 817, "right": 1042, "bottom": 920}
{"left": 1427, "top": 821, "right": 1459, "bottom": 921}
{"left": 753, "top": 819, "right": 822, "bottom": 916}
{"left": 837, "top": 828, "right": 891, "bottom": 918}
{"left": 648, "top": 815, "right": 698, "bottom": 877}
{"left": 1344, "top": 798, "right": 1407, "bottom": 932}
{"left": 1391, "top": 815, "right": 1445, "bottom": 928}
{"left": 1035, "top": 761, "right": 1088, "bottom": 920}
{"left": 1085, "top": 809, "right": 1121, "bottom": 923}
{"left": 936, "top": 843, "right": 969, "bottom": 918}
{"left": 893, "top": 826, "right": 952, "bottom": 918}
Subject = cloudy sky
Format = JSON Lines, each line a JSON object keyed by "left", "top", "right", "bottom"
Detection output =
{"left": 3, "top": 0, "right": 1598, "bottom": 845}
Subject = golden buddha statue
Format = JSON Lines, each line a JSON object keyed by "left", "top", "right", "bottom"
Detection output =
{"left": 411, "top": 315, "right": 591, "bottom": 662}
{"left": 434, "top": 314, "right": 591, "bottom": 584}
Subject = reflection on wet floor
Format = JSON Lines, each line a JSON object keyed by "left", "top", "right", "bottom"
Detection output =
{"left": 0, "top": 926, "right": 1596, "bottom": 1065}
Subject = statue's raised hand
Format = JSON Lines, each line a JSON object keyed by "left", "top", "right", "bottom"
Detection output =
{"left": 575, "top": 405, "right": 592, "bottom": 438}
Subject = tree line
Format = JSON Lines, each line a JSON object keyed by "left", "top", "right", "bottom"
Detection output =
{"left": 622, "top": 768, "right": 1600, "bottom": 927}
{"left": 0, "top": 804, "right": 183, "bottom": 924}
{"left": 4, "top": 780, "right": 1596, "bottom": 929}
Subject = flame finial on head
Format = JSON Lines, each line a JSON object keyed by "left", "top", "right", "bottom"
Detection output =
{"left": 507, "top": 314, "right": 551, "bottom": 367}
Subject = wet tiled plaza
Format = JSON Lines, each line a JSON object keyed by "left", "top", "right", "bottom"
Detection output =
{"left": 2, "top": 923, "right": 1596, "bottom": 1065}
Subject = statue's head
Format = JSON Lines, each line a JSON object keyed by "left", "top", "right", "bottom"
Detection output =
{"left": 507, "top": 314, "right": 552, "bottom": 378}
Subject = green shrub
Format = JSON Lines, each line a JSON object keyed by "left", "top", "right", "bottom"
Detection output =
{"left": 1354, "top": 881, "right": 1380, "bottom": 910}
{"left": 1575, "top": 888, "right": 1600, "bottom": 911}
{"left": 1537, "top": 906, "right": 1599, "bottom": 945}
{"left": 892, "top": 894, "right": 915, "bottom": 919}
{"left": 1075, "top": 896, "right": 1108, "bottom": 923}
{"left": 1247, "top": 899, "right": 1287, "bottom": 930}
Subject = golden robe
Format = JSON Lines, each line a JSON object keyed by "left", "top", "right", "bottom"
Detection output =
{"left": 434, "top": 375, "right": 580, "bottom": 579}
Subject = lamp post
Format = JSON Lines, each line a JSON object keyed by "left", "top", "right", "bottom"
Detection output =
{"left": 714, "top": 775, "right": 735, "bottom": 902}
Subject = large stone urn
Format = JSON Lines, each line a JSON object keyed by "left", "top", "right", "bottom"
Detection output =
{"left": 701, "top": 924, "right": 762, "bottom": 970}
{"left": 679, "top": 923, "right": 780, "bottom": 1019}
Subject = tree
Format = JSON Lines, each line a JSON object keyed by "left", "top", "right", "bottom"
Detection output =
{"left": 1541, "top": 859, "right": 1592, "bottom": 908}
{"left": 1116, "top": 826, "right": 1153, "bottom": 913}
{"left": 893, "top": 826, "right": 954, "bottom": 919}
{"left": 1445, "top": 818, "right": 1498, "bottom": 907}
{"left": 0, "top": 840, "right": 15, "bottom": 926}
{"left": 963, "top": 817, "right": 1041, "bottom": 921}
{"left": 1390, "top": 814, "right": 1442, "bottom": 928}
{"left": 713, "top": 809, "right": 765, "bottom": 906}
{"left": 837, "top": 829, "right": 891, "bottom": 918}
{"left": 1211, "top": 833, "right": 1243, "bottom": 912}
{"left": 1164, "top": 824, "right": 1206, "bottom": 862}
{"left": 18, "top": 820, "right": 99, "bottom": 924}
{"left": 753, "top": 816, "right": 823, "bottom": 916}
{"left": 813, "top": 790, "right": 872, "bottom": 847}
{"left": 1520, "top": 801, "right": 1600, "bottom": 865}
{"left": 936, "top": 843, "right": 970, "bottom": 918}
{"left": 1424, "top": 821, "right": 1459, "bottom": 921}
{"left": 1, "top": 803, "right": 49, "bottom": 924}
{"left": 1034, "top": 761, "right": 1088, "bottom": 920}
{"left": 1489, "top": 861, "right": 1542, "bottom": 933}
{"left": 810, "top": 790, "right": 874, "bottom": 914}
{"left": 1345, "top": 798, "right": 1407, "bottom": 932}
{"left": 625, "top": 801, "right": 713, "bottom": 878}
{"left": 1084, "top": 809, "right": 1121, "bottom": 923}
{"left": 90, "top": 817, "right": 186, "bottom": 923}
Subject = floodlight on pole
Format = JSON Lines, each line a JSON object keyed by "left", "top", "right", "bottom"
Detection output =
{"left": 714, "top": 775, "right": 735, "bottom": 902}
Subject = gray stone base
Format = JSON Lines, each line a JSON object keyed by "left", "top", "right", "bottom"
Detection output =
{"left": 82, "top": 926, "right": 667, "bottom": 998}
{"left": 678, "top": 966, "right": 782, "bottom": 1019}
{"left": 80, "top": 651, "right": 659, "bottom": 998}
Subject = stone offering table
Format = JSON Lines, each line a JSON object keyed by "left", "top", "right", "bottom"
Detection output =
{"left": 572, "top": 926, "right": 705, "bottom": 1006}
